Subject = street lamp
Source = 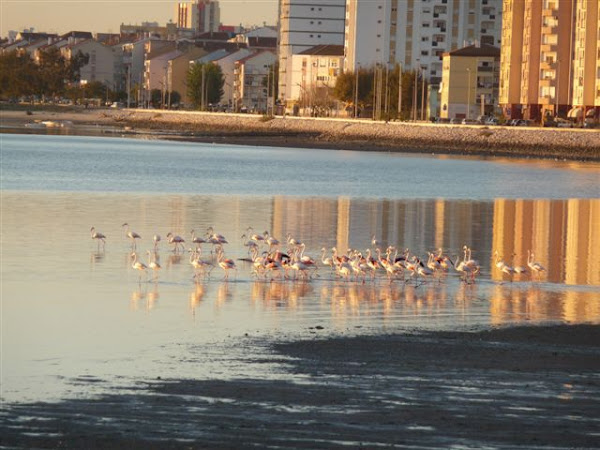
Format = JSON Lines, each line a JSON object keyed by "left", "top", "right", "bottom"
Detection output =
{"left": 413, "top": 59, "right": 420, "bottom": 121}
{"left": 466, "top": 68, "right": 471, "bottom": 120}
{"left": 354, "top": 64, "right": 360, "bottom": 118}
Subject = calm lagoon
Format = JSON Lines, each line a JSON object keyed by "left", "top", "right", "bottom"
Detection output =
{"left": 1, "top": 133, "right": 599, "bottom": 403}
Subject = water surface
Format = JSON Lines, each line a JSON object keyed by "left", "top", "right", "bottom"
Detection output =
{"left": 1, "top": 134, "right": 599, "bottom": 403}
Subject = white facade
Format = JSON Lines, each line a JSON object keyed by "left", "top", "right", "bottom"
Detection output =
{"left": 234, "top": 50, "right": 277, "bottom": 112}
{"left": 175, "top": 0, "right": 220, "bottom": 33}
{"left": 345, "top": 0, "right": 502, "bottom": 86}
{"left": 278, "top": 0, "right": 346, "bottom": 108}
{"left": 213, "top": 48, "right": 252, "bottom": 105}
{"left": 289, "top": 47, "right": 344, "bottom": 107}
{"left": 144, "top": 49, "right": 182, "bottom": 92}
{"left": 62, "top": 40, "right": 120, "bottom": 89}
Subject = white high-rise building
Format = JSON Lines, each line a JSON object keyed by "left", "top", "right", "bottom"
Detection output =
{"left": 345, "top": 0, "right": 502, "bottom": 86}
{"left": 175, "top": 0, "right": 220, "bottom": 34}
{"left": 278, "top": 0, "right": 346, "bottom": 108}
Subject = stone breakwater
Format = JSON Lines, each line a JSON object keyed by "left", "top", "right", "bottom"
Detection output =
{"left": 4, "top": 107, "right": 599, "bottom": 160}
{"left": 110, "top": 110, "right": 600, "bottom": 161}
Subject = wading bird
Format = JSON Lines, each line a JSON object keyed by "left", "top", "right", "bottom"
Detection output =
{"left": 131, "top": 252, "right": 148, "bottom": 283}
{"left": 122, "top": 223, "right": 141, "bottom": 250}
{"left": 90, "top": 227, "right": 106, "bottom": 250}
{"left": 146, "top": 250, "right": 161, "bottom": 281}
{"left": 166, "top": 232, "right": 185, "bottom": 253}
{"left": 528, "top": 250, "right": 546, "bottom": 282}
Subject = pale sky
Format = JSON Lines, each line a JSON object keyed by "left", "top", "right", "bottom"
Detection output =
{"left": 1, "top": 0, "right": 278, "bottom": 37}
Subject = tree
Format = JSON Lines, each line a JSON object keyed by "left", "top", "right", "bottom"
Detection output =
{"left": 0, "top": 51, "right": 38, "bottom": 99}
{"left": 333, "top": 67, "right": 374, "bottom": 117}
{"left": 333, "top": 65, "right": 425, "bottom": 120}
{"left": 150, "top": 89, "right": 162, "bottom": 108}
{"left": 187, "top": 63, "right": 224, "bottom": 110}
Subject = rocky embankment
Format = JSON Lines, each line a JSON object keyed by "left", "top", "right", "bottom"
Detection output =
{"left": 111, "top": 110, "right": 600, "bottom": 161}
{"left": 4, "top": 107, "right": 600, "bottom": 161}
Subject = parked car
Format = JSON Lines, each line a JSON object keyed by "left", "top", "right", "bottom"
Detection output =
{"left": 555, "top": 118, "right": 573, "bottom": 128}
{"left": 462, "top": 118, "right": 479, "bottom": 125}
{"left": 515, "top": 119, "right": 533, "bottom": 127}
{"left": 450, "top": 118, "right": 462, "bottom": 124}
{"left": 485, "top": 117, "right": 499, "bottom": 125}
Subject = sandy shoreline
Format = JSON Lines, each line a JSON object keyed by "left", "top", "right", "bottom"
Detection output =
{"left": 1, "top": 324, "right": 599, "bottom": 449}
{"left": 2, "top": 106, "right": 600, "bottom": 161}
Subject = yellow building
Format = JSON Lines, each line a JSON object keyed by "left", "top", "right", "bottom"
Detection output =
{"left": 571, "top": 0, "right": 600, "bottom": 123}
{"left": 499, "top": 0, "right": 599, "bottom": 123}
{"left": 440, "top": 44, "right": 500, "bottom": 119}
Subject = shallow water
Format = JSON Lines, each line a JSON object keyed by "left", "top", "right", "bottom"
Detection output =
{"left": 1, "top": 134, "right": 599, "bottom": 403}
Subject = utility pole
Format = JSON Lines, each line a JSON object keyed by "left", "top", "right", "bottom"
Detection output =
{"left": 421, "top": 68, "right": 426, "bottom": 121}
{"left": 354, "top": 65, "right": 359, "bottom": 118}
{"left": 266, "top": 65, "right": 271, "bottom": 115}
{"left": 397, "top": 63, "right": 402, "bottom": 120}
{"left": 466, "top": 68, "right": 471, "bottom": 119}
{"left": 201, "top": 65, "right": 205, "bottom": 111}
{"left": 413, "top": 66, "right": 418, "bottom": 121}
{"left": 127, "top": 65, "right": 131, "bottom": 108}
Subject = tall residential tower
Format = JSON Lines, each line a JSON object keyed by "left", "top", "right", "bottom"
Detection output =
{"left": 344, "top": 0, "right": 502, "bottom": 86}
{"left": 277, "top": 0, "right": 346, "bottom": 109}
{"left": 175, "top": 0, "right": 221, "bottom": 34}
{"left": 499, "top": 0, "right": 599, "bottom": 122}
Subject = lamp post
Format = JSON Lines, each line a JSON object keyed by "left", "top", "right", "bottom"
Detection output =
{"left": 397, "top": 62, "right": 402, "bottom": 120}
{"left": 413, "top": 59, "right": 419, "bottom": 121}
{"left": 354, "top": 64, "right": 359, "bottom": 118}
{"left": 466, "top": 67, "right": 471, "bottom": 120}
{"left": 555, "top": 58, "right": 560, "bottom": 117}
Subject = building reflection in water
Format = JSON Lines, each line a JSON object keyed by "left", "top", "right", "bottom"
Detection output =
{"left": 114, "top": 194, "right": 597, "bottom": 326}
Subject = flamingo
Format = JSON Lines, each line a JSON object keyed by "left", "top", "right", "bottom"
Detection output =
{"left": 320, "top": 247, "right": 335, "bottom": 272}
{"left": 146, "top": 250, "right": 161, "bottom": 281}
{"left": 153, "top": 234, "right": 161, "bottom": 251}
{"left": 336, "top": 261, "right": 353, "bottom": 282}
{"left": 416, "top": 257, "right": 434, "bottom": 283}
{"left": 122, "top": 223, "right": 141, "bottom": 250}
{"left": 166, "top": 232, "right": 185, "bottom": 253}
{"left": 494, "top": 250, "right": 507, "bottom": 270}
{"left": 189, "top": 248, "right": 213, "bottom": 280}
{"left": 527, "top": 250, "right": 546, "bottom": 281}
{"left": 190, "top": 229, "right": 206, "bottom": 252}
{"left": 512, "top": 254, "right": 528, "bottom": 277}
{"left": 246, "top": 227, "right": 265, "bottom": 243}
{"left": 218, "top": 252, "right": 236, "bottom": 280}
{"left": 131, "top": 252, "right": 148, "bottom": 283}
{"left": 90, "top": 227, "right": 106, "bottom": 250}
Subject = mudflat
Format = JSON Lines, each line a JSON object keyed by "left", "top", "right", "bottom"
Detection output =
{"left": 1, "top": 324, "right": 599, "bottom": 449}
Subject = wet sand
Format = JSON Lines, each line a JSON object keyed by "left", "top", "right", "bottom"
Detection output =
{"left": 2, "top": 324, "right": 599, "bottom": 449}
{"left": 2, "top": 106, "right": 600, "bottom": 161}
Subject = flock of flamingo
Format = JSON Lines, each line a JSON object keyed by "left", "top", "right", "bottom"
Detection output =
{"left": 89, "top": 225, "right": 546, "bottom": 285}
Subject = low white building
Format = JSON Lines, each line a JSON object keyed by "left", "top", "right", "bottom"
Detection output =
{"left": 233, "top": 50, "right": 277, "bottom": 112}
{"left": 289, "top": 44, "right": 344, "bottom": 116}
{"left": 61, "top": 39, "right": 121, "bottom": 90}
{"left": 278, "top": 0, "right": 346, "bottom": 110}
{"left": 212, "top": 48, "right": 252, "bottom": 106}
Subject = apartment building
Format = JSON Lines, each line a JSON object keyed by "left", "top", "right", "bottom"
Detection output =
{"left": 571, "top": 0, "right": 600, "bottom": 119}
{"left": 499, "top": 0, "right": 599, "bottom": 122}
{"left": 175, "top": 0, "right": 221, "bottom": 34}
{"left": 61, "top": 39, "right": 122, "bottom": 90}
{"left": 212, "top": 48, "right": 253, "bottom": 107}
{"left": 167, "top": 47, "right": 207, "bottom": 106}
{"left": 278, "top": 0, "right": 346, "bottom": 110}
{"left": 289, "top": 45, "right": 344, "bottom": 115}
{"left": 439, "top": 44, "right": 500, "bottom": 119}
{"left": 344, "top": 0, "right": 502, "bottom": 87}
{"left": 233, "top": 50, "right": 277, "bottom": 112}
